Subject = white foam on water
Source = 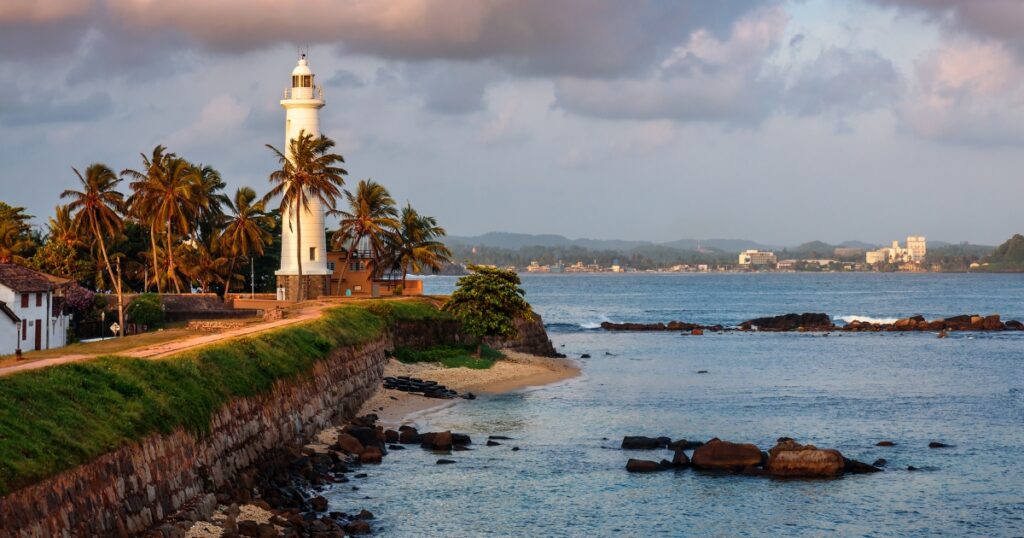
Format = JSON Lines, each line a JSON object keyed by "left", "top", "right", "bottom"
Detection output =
{"left": 836, "top": 315, "right": 899, "bottom": 324}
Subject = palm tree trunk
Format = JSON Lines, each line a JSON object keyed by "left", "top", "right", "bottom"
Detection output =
{"left": 92, "top": 219, "right": 124, "bottom": 337}
{"left": 149, "top": 225, "right": 161, "bottom": 294}
{"left": 225, "top": 257, "right": 236, "bottom": 298}
{"left": 295, "top": 199, "right": 303, "bottom": 301}
{"left": 166, "top": 218, "right": 180, "bottom": 293}
{"left": 335, "top": 234, "right": 360, "bottom": 296}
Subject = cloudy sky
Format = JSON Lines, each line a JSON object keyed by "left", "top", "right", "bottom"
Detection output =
{"left": 1, "top": 0, "right": 1022, "bottom": 245}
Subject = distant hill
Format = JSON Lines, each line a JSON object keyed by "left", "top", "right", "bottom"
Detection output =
{"left": 838, "top": 240, "right": 878, "bottom": 249}
{"left": 444, "top": 232, "right": 651, "bottom": 251}
{"left": 976, "top": 234, "right": 1024, "bottom": 271}
{"left": 661, "top": 238, "right": 779, "bottom": 252}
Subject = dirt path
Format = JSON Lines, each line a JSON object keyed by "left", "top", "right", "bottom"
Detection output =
{"left": 0, "top": 303, "right": 326, "bottom": 378}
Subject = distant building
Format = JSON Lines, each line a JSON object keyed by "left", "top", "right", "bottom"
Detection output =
{"left": 526, "top": 261, "right": 549, "bottom": 273}
{"left": 907, "top": 236, "right": 927, "bottom": 261}
{"left": 866, "top": 236, "right": 926, "bottom": 265}
{"left": 834, "top": 247, "right": 864, "bottom": 259}
{"left": 0, "top": 264, "right": 71, "bottom": 356}
{"left": 738, "top": 250, "right": 777, "bottom": 267}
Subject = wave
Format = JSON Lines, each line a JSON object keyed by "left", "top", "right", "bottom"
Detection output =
{"left": 546, "top": 314, "right": 614, "bottom": 331}
{"left": 835, "top": 315, "right": 899, "bottom": 324}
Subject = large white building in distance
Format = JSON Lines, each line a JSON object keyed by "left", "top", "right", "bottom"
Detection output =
{"left": 739, "top": 250, "right": 777, "bottom": 267}
{"left": 866, "top": 236, "right": 927, "bottom": 265}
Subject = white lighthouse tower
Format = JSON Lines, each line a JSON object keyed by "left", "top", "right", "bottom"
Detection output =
{"left": 275, "top": 54, "right": 331, "bottom": 300}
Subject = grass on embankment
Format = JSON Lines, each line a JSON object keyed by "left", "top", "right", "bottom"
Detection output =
{"left": 392, "top": 344, "right": 503, "bottom": 369}
{"left": 0, "top": 299, "right": 448, "bottom": 497}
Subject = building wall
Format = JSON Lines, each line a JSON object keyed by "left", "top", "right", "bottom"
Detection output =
{"left": 0, "top": 286, "right": 64, "bottom": 355}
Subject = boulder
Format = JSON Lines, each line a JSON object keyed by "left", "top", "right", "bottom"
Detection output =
{"left": 384, "top": 429, "right": 399, "bottom": 444}
{"left": 311, "top": 495, "right": 328, "bottom": 512}
{"left": 436, "top": 459, "right": 456, "bottom": 465}
{"left": 844, "top": 458, "right": 883, "bottom": 474}
{"left": 691, "top": 328, "right": 704, "bottom": 336}
{"left": 766, "top": 440, "right": 845, "bottom": 478}
{"left": 428, "top": 431, "right": 453, "bottom": 451}
{"left": 982, "top": 314, "right": 1003, "bottom": 330}
{"left": 344, "top": 426, "right": 380, "bottom": 448}
{"left": 928, "top": 441, "right": 951, "bottom": 448}
{"left": 237, "top": 520, "right": 260, "bottom": 537}
{"left": 1006, "top": 320, "right": 1024, "bottom": 330}
{"left": 452, "top": 433, "right": 472, "bottom": 446}
{"left": 667, "top": 439, "right": 703, "bottom": 451}
{"left": 740, "top": 313, "right": 832, "bottom": 332}
{"left": 671, "top": 450, "right": 690, "bottom": 468}
{"left": 345, "top": 520, "right": 372, "bottom": 535}
{"left": 625, "top": 459, "right": 666, "bottom": 473}
{"left": 399, "top": 428, "right": 422, "bottom": 444}
{"left": 621, "top": 436, "right": 665, "bottom": 449}
{"left": 359, "top": 446, "right": 383, "bottom": 464}
{"left": 875, "top": 440, "right": 895, "bottom": 447}
{"left": 691, "top": 438, "right": 763, "bottom": 471}
{"left": 334, "top": 433, "right": 364, "bottom": 455}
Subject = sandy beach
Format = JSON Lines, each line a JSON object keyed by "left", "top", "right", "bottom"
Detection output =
{"left": 354, "top": 351, "right": 581, "bottom": 426}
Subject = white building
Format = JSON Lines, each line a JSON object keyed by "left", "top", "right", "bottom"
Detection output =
{"left": 907, "top": 235, "right": 926, "bottom": 261}
{"left": 866, "top": 236, "right": 926, "bottom": 265}
{"left": 738, "top": 250, "right": 777, "bottom": 267}
{"left": 275, "top": 54, "right": 332, "bottom": 301}
{"left": 0, "top": 264, "right": 70, "bottom": 356}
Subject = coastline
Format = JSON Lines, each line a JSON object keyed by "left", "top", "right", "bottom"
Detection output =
{"left": 353, "top": 351, "right": 581, "bottom": 427}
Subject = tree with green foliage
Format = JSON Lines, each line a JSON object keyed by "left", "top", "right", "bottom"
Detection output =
{"left": 219, "top": 187, "right": 274, "bottom": 295}
{"left": 442, "top": 265, "right": 533, "bottom": 355}
{"left": 126, "top": 293, "right": 164, "bottom": 328}
{"left": 0, "top": 202, "right": 35, "bottom": 264}
{"left": 264, "top": 130, "right": 347, "bottom": 300}
{"left": 329, "top": 179, "right": 399, "bottom": 294}
{"left": 382, "top": 203, "right": 452, "bottom": 286}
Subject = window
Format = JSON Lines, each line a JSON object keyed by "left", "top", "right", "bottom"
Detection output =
{"left": 302, "top": 75, "right": 312, "bottom": 87}
{"left": 22, "top": 321, "right": 26, "bottom": 340}
{"left": 309, "top": 247, "right": 317, "bottom": 261}
{"left": 21, "top": 294, "right": 28, "bottom": 308}
{"left": 327, "top": 262, "right": 335, "bottom": 271}
{"left": 36, "top": 293, "right": 42, "bottom": 307}
{"left": 292, "top": 75, "right": 300, "bottom": 87}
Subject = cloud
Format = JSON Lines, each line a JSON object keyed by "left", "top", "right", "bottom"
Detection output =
{"left": 872, "top": 0, "right": 1024, "bottom": 53}
{"left": 899, "top": 38, "right": 1024, "bottom": 144}
{"left": 0, "top": 85, "right": 112, "bottom": 126}
{"left": 552, "top": 6, "right": 789, "bottom": 124}
{"left": 325, "top": 69, "right": 365, "bottom": 89}
{"left": 0, "top": 0, "right": 93, "bottom": 24}
{"left": 400, "top": 61, "right": 502, "bottom": 114}
{"left": 166, "top": 94, "right": 251, "bottom": 149}
{"left": 785, "top": 47, "right": 901, "bottom": 116}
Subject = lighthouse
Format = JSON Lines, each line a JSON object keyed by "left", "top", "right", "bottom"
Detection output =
{"left": 275, "top": 54, "right": 331, "bottom": 300}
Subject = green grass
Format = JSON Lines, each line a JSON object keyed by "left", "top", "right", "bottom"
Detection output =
{"left": 0, "top": 300, "right": 440, "bottom": 496}
{"left": 392, "top": 344, "right": 502, "bottom": 369}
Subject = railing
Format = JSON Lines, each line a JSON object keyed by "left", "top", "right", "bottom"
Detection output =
{"left": 282, "top": 85, "right": 324, "bottom": 100}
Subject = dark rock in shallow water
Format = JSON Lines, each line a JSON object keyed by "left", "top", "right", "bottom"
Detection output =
{"left": 872, "top": 458, "right": 887, "bottom": 467}
{"left": 672, "top": 450, "right": 690, "bottom": 468}
{"left": 580, "top": 353, "right": 591, "bottom": 358}
{"left": 907, "top": 465, "right": 919, "bottom": 471}
{"left": 436, "top": 459, "right": 456, "bottom": 465}
{"left": 766, "top": 440, "right": 845, "bottom": 478}
{"left": 384, "top": 429, "right": 399, "bottom": 444}
{"left": 621, "top": 436, "right": 666, "bottom": 449}
{"left": 489, "top": 435, "right": 512, "bottom": 440}
{"left": 511, "top": 446, "right": 521, "bottom": 451}
{"left": 667, "top": 439, "right": 704, "bottom": 451}
{"left": 844, "top": 458, "right": 883, "bottom": 474}
{"left": 345, "top": 520, "right": 372, "bottom": 535}
{"left": 357, "top": 509, "right": 374, "bottom": 520}
{"left": 626, "top": 459, "right": 666, "bottom": 473}
{"left": 740, "top": 313, "right": 833, "bottom": 331}
{"left": 311, "top": 495, "right": 328, "bottom": 512}
{"left": 452, "top": 433, "right": 472, "bottom": 446}
{"left": 691, "top": 438, "right": 763, "bottom": 472}
{"left": 388, "top": 444, "right": 405, "bottom": 450}
{"left": 486, "top": 440, "right": 502, "bottom": 446}
{"left": 876, "top": 440, "right": 896, "bottom": 447}
{"left": 928, "top": 441, "right": 951, "bottom": 448}
{"left": 696, "top": 370, "right": 708, "bottom": 374}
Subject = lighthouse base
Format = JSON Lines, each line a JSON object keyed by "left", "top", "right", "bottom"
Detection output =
{"left": 275, "top": 274, "right": 330, "bottom": 302}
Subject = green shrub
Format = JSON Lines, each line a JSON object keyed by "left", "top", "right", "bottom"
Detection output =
{"left": 126, "top": 293, "right": 164, "bottom": 328}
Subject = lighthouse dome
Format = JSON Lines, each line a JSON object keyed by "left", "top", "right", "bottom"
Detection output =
{"left": 292, "top": 56, "right": 313, "bottom": 77}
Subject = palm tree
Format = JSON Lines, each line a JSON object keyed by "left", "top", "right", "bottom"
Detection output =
{"left": 0, "top": 220, "right": 33, "bottom": 264}
{"left": 382, "top": 203, "right": 452, "bottom": 287}
{"left": 179, "top": 243, "right": 229, "bottom": 293}
{"left": 264, "top": 130, "right": 347, "bottom": 301}
{"left": 329, "top": 179, "right": 398, "bottom": 295}
{"left": 61, "top": 164, "right": 127, "bottom": 336}
{"left": 154, "top": 157, "right": 201, "bottom": 292}
{"left": 124, "top": 145, "right": 174, "bottom": 293}
{"left": 219, "top": 187, "right": 274, "bottom": 295}
{"left": 191, "top": 164, "right": 228, "bottom": 245}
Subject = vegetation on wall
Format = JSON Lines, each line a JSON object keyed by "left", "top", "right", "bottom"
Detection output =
{"left": 0, "top": 299, "right": 444, "bottom": 497}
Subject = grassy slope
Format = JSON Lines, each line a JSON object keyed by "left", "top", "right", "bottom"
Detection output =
{"left": 392, "top": 344, "right": 503, "bottom": 369}
{"left": 0, "top": 299, "right": 448, "bottom": 496}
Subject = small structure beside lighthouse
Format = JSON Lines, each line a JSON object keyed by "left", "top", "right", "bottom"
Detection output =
{"left": 275, "top": 54, "right": 331, "bottom": 301}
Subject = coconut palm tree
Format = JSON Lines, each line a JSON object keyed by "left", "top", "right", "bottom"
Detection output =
{"left": 382, "top": 203, "right": 452, "bottom": 287}
{"left": 179, "top": 243, "right": 229, "bottom": 293}
{"left": 0, "top": 220, "right": 33, "bottom": 264}
{"left": 264, "top": 130, "right": 347, "bottom": 301}
{"left": 191, "top": 164, "right": 228, "bottom": 245}
{"left": 219, "top": 187, "right": 274, "bottom": 295}
{"left": 124, "top": 145, "right": 174, "bottom": 293}
{"left": 153, "top": 157, "right": 201, "bottom": 292}
{"left": 328, "top": 179, "right": 398, "bottom": 294}
{"left": 61, "top": 164, "right": 127, "bottom": 336}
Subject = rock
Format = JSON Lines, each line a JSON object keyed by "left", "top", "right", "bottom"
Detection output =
{"left": 982, "top": 314, "right": 1003, "bottom": 330}
{"left": 876, "top": 440, "right": 896, "bottom": 447}
{"left": 1006, "top": 320, "right": 1024, "bottom": 330}
{"left": 357, "top": 509, "right": 374, "bottom": 520}
{"left": 907, "top": 465, "right": 918, "bottom": 471}
{"left": 621, "top": 436, "right": 665, "bottom": 449}
{"left": 359, "top": 446, "right": 383, "bottom": 464}
{"left": 388, "top": 444, "right": 405, "bottom": 450}
{"left": 511, "top": 446, "right": 520, "bottom": 451}
{"left": 344, "top": 426, "right": 379, "bottom": 447}
{"left": 345, "top": 520, "right": 372, "bottom": 535}
{"left": 486, "top": 440, "right": 501, "bottom": 446}
{"left": 937, "top": 331, "right": 947, "bottom": 338}
{"left": 667, "top": 439, "right": 703, "bottom": 451}
{"left": 671, "top": 450, "right": 690, "bottom": 468}
{"left": 436, "top": 459, "right": 456, "bottom": 464}
{"left": 928, "top": 441, "right": 951, "bottom": 448}
{"left": 399, "top": 428, "right": 422, "bottom": 444}
{"left": 311, "top": 495, "right": 328, "bottom": 512}
{"left": 452, "top": 433, "right": 472, "bottom": 446}
{"left": 740, "top": 465, "right": 771, "bottom": 477}
{"left": 691, "top": 438, "right": 763, "bottom": 472}
{"left": 626, "top": 459, "right": 665, "bottom": 473}
{"left": 429, "top": 431, "right": 453, "bottom": 451}
{"left": 843, "top": 458, "right": 883, "bottom": 474}
{"left": 767, "top": 439, "right": 845, "bottom": 477}
{"left": 384, "top": 429, "right": 399, "bottom": 444}
{"left": 237, "top": 520, "right": 260, "bottom": 537}
{"left": 691, "top": 328, "right": 704, "bottom": 335}
{"left": 335, "top": 433, "right": 365, "bottom": 455}
{"left": 489, "top": 435, "right": 512, "bottom": 440}
{"left": 696, "top": 370, "right": 708, "bottom": 374}
{"left": 740, "top": 313, "right": 832, "bottom": 332}
{"left": 581, "top": 354, "right": 591, "bottom": 358}
{"left": 872, "top": 458, "right": 887, "bottom": 467}
{"left": 256, "top": 523, "right": 278, "bottom": 538}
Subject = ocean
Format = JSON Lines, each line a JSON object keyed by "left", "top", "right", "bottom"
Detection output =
{"left": 328, "top": 273, "right": 1024, "bottom": 536}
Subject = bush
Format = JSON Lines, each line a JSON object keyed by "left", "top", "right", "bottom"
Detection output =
{"left": 125, "top": 293, "right": 163, "bottom": 328}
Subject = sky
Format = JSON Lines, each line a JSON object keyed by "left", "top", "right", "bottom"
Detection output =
{"left": 1, "top": 0, "right": 1022, "bottom": 246}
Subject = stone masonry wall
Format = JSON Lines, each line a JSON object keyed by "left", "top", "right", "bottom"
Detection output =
{"left": 0, "top": 338, "right": 390, "bottom": 538}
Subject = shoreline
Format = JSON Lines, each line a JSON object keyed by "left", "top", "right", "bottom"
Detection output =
{"left": 354, "top": 351, "right": 581, "bottom": 427}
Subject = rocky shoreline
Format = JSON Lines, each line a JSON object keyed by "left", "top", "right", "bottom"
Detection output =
{"left": 600, "top": 312, "right": 1024, "bottom": 334}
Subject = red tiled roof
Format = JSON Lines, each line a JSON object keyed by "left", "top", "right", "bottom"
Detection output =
{"left": 0, "top": 263, "right": 55, "bottom": 293}
{"left": 0, "top": 300, "right": 18, "bottom": 324}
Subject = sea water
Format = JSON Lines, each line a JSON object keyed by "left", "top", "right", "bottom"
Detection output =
{"left": 327, "top": 273, "right": 1024, "bottom": 536}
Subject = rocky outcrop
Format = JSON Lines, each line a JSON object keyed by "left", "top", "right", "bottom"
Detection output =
{"left": 690, "top": 438, "right": 764, "bottom": 472}
{"left": 739, "top": 313, "right": 834, "bottom": 331}
{"left": 765, "top": 439, "right": 845, "bottom": 478}
{"left": 600, "top": 312, "right": 1024, "bottom": 333}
